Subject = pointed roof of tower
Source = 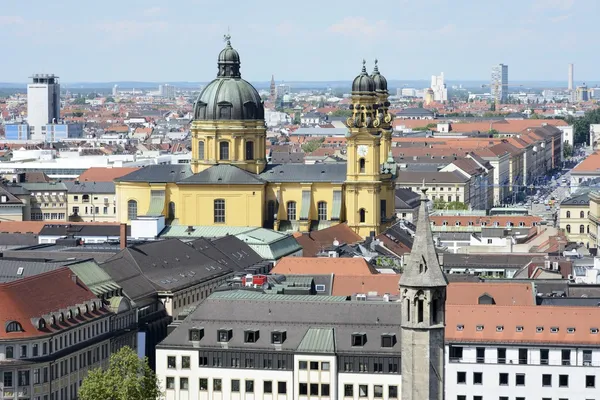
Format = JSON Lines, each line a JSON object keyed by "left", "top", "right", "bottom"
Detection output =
{"left": 399, "top": 183, "right": 448, "bottom": 288}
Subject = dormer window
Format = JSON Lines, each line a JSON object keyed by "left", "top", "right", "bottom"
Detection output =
{"left": 66, "top": 311, "right": 72, "bottom": 320}
{"left": 591, "top": 328, "right": 599, "bottom": 334}
{"left": 5, "top": 321, "right": 23, "bottom": 333}
{"left": 188, "top": 328, "right": 204, "bottom": 342}
{"left": 58, "top": 313, "right": 64, "bottom": 323}
{"left": 496, "top": 325, "right": 504, "bottom": 332}
{"left": 476, "top": 325, "right": 484, "bottom": 331}
{"left": 381, "top": 333, "right": 397, "bottom": 348}
{"left": 218, "top": 328, "right": 232, "bottom": 343}
{"left": 566, "top": 327, "right": 575, "bottom": 334}
{"left": 536, "top": 327, "right": 544, "bottom": 333}
{"left": 456, "top": 324, "right": 464, "bottom": 331}
{"left": 38, "top": 319, "right": 46, "bottom": 330}
{"left": 244, "top": 329, "right": 259, "bottom": 343}
{"left": 516, "top": 326, "right": 524, "bottom": 332}
{"left": 351, "top": 332, "right": 367, "bottom": 347}
{"left": 271, "top": 330, "right": 287, "bottom": 344}
{"left": 550, "top": 327, "right": 558, "bottom": 333}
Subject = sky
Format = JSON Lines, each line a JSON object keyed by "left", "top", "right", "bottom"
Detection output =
{"left": 0, "top": 0, "right": 597, "bottom": 83}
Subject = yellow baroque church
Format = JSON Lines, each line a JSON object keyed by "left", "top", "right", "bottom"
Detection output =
{"left": 115, "top": 37, "right": 398, "bottom": 238}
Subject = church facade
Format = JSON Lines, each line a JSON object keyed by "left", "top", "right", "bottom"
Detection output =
{"left": 115, "top": 37, "right": 397, "bottom": 238}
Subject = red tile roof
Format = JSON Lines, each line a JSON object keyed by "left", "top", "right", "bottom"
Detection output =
{"left": 0, "top": 268, "right": 108, "bottom": 339}
{"left": 78, "top": 167, "right": 140, "bottom": 182}
{"left": 331, "top": 274, "right": 400, "bottom": 296}
{"left": 447, "top": 282, "right": 535, "bottom": 306}
{"left": 271, "top": 257, "right": 377, "bottom": 276}
{"left": 294, "top": 224, "right": 363, "bottom": 257}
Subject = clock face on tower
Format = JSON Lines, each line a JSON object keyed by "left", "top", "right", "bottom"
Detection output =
{"left": 357, "top": 145, "right": 369, "bottom": 157}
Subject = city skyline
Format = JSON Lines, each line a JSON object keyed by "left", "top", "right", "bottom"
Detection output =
{"left": 1, "top": 0, "right": 598, "bottom": 82}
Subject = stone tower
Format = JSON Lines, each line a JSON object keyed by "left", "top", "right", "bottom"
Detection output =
{"left": 399, "top": 187, "right": 447, "bottom": 400}
{"left": 345, "top": 60, "right": 396, "bottom": 238}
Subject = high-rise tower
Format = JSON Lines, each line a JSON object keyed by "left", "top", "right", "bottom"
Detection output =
{"left": 27, "top": 74, "right": 60, "bottom": 141}
{"left": 345, "top": 60, "right": 396, "bottom": 238}
{"left": 568, "top": 63, "right": 574, "bottom": 91}
{"left": 269, "top": 75, "right": 276, "bottom": 101}
{"left": 400, "top": 187, "right": 448, "bottom": 400}
{"left": 491, "top": 64, "right": 508, "bottom": 103}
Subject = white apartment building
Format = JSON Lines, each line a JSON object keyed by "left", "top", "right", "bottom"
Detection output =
{"left": 156, "top": 291, "right": 402, "bottom": 400}
{"left": 446, "top": 304, "right": 600, "bottom": 400}
{"left": 27, "top": 74, "right": 61, "bottom": 142}
{"left": 431, "top": 73, "right": 448, "bottom": 102}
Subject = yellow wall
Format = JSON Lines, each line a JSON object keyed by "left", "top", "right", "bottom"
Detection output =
{"left": 67, "top": 193, "right": 117, "bottom": 222}
{"left": 560, "top": 204, "right": 590, "bottom": 245}
{"left": 178, "top": 184, "right": 265, "bottom": 227}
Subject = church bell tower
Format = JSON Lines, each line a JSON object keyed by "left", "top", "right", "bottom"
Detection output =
{"left": 345, "top": 61, "right": 396, "bottom": 238}
{"left": 399, "top": 187, "right": 447, "bottom": 400}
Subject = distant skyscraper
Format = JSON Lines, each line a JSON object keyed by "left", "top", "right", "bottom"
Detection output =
{"left": 576, "top": 83, "right": 589, "bottom": 102}
{"left": 112, "top": 84, "right": 118, "bottom": 96}
{"left": 269, "top": 75, "right": 276, "bottom": 101}
{"left": 430, "top": 72, "right": 448, "bottom": 102}
{"left": 491, "top": 64, "right": 508, "bottom": 103}
{"left": 27, "top": 74, "right": 60, "bottom": 141}
{"left": 159, "top": 84, "right": 175, "bottom": 99}
{"left": 568, "top": 63, "right": 574, "bottom": 91}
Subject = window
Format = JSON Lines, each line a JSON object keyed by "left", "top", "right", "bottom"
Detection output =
{"left": 180, "top": 377, "right": 189, "bottom": 390}
{"left": 583, "top": 375, "right": 595, "bottom": 389}
{"left": 217, "top": 329, "right": 232, "bottom": 342}
{"left": 264, "top": 380, "right": 272, "bottom": 394}
{"left": 245, "top": 141, "right": 254, "bottom": 160}
{"left": 277, "top": 381, "right": 287, "bottom": 394}
{"left": 127, "top": 200, "right": 137, "bottom": 220}
{"left": 310, "top": 383, "right": 319, "bottom": 395}
{"left": 310, "top": 361, "right": 319, "bottom": 370}
{"left": 213, "top": 378, "right": 222, "bottom": 391}
{"left": 321, "top": 361, "right": 330, "bottom": 371}
{"left": 6, "top": 321, "right": 23, "bottom": 332}
{"left": 381, "top": 333, "right": 397, "bottom": 348}
{"left": 287, "top": 201, "right": 296, "bottom": 220}
{"left": 299, "top": 361, "right": 307, "bottom": 370}
{"left": 473, "top": 372, "right": 483, "bottom": 384}
{"left": 581, "top": 224, "right": 586, "bottom": 233}
{"left": 244, "top": 329, "right": 259, "bottom": 343}
{"left": 474, "top": 397, "right": 483, "bottom": 400}
{"left": 198, "top": 141, "right": 205, "bottom": 160}
{"left": 292, "top": 382, "right": 309, "bottom": 396}
{"left": 167, "top": 356, "right": 175, "bottom": 369}
{"left": 562, "top": 349, "right": 571, "bottom": 365}
{"left": 359, "top": 384, "right": 368, "bottom": 398}
{"left": 359, "top": 158, "right": 366, "bottom": 173}
{"left": 518, "top": 348, "right": 527, "bottom": 364}
{"left": 245, "top": 380, "right": 254, "bottom": 393}
{"left": 584, "top": 349, "right": 592, "bottom": 365}
{"left": 20, "top": 345, "right": 27, "bottom": 358}
{"left": 581, "top": 210, "right": 585, "bottom": 218}
{"left": 232, "top": 379, "right": 240, "bottom": 392}
{"left": 214, "top": 199, "right": 225, "bottom": 223}
{"left": 315, "top": 284, "right": 326, "bottom": 292}
{"left": 516, "top": 373, "right": 525, "bottom": 386}
{"left": 344, "top": 384, "right": 354, "bottom": 396}
{"left": 497, "top": 348, "right": 506, "bottom": 364}
{"left": 351, "top": 333, "right": 367, "bottom": 346}
{"left": 373, "top": 385, "right": 383, "bottom": 398}
{"left": 380, "top": 199, "right": 387, "bottom": 221}
{"left": 3, "top": 371, "right": 12, "bottom": 387}
{"left": 181, "top": 356, "right": 190, "bottom": 369}
{"left": 166, "top": 377, "right": 175, "bottom": 389}
{"left": 559, "top": 374, "right": 569, "bottom": 387}
{"left": 567, "top": 211, "right": 571, "bottom": 218}
{"left": 476, "top": 347, "right": 485, "bottom": 363}
{"left": 499, "top": 373, "right": 508, "bottom": 385}
{"left": 359, "top": 208, "right": 366, "bottom": 223}
{"left": 457, "top": 371, "right": 466, "bottom": 384}
{"left": 271, "top": 330, "right": 286, "bottom": 344}
{"left": 389, "top": 386, "right": 398, "bottom": 399}
{"left": 219, "top": 141, "right": 229, "bottom": 160}
{"left": 457, "top": 397, "right": 466, "bottom": 400}
{"left": 196, "top": 378, "right": 207, "bottom": 391}
{"left": 542, "top": 374, "right": 552, "bottom": 387}
{"left": 6, "top": 346, "right": 13, "bottom": 359}
{"left": 317, "top": 201, "right": 327, "bottom": 220}
{"left": 32, "top": 344, "right": 38, "bottom": 357}
{"left": 566, "top": 224, "right": 571, "bottom": 233}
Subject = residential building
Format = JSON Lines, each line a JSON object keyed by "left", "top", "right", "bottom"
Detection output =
{"left": 491, "top": 64, "right": 508, "bottom": 103}
{"left": 394, "top": 188, "right": 420, "bottom": 222}
{"left": 587, "top": 191, "right": 600, "bottom": 251}
{"left": 27, "top": 74, "right": 60, "bottom": 141}
{"left": 576, "top": 84, "right": 589, "bottom": 102}
{"left": 571, "top": 152, "right": 600, "bottom": 186}
{"left": 9, "top": 182, "right": 68, "bottom": 222}
{"left": 446, "top": 304, "right": 600, "bottom": 400}
{"left": 43, "top": 123, "right": 83, "bottom": 142}
{"left": 431, "top": 72, "right": 448, "bottom": 102}
{"left": 159, "top": 84, "right": 176, "bottom": 99}
{"left": 396, "top": 171, "right": 470, "bottom": 206}
{"left": 66, "top": 181, "right": 117, "bottom": 223}
{"left": 0, "top": 268, "right": 132, "bottom": 400}
{"left": 4, "top": 124, "right": 30, "bottom": 140}
{"left": 0, "top": 186, "right": 26, "bottom": 221}
{"left": 559, "top": 192, "right": 590, "bottom": 246}
{"left": 470, "top": 148, "right": 510, "bottom": 205}
{"left": 115, "top": 40, "right": 397, "bottom": 237}
{"left": 440, "top": 158, "right": 494, "bottom": 210}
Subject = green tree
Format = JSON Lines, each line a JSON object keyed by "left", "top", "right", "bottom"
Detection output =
{"left": 446, "top": 201, "right": 468, "bottom": 210}
{"left": 73, "top": 97, "right": 87, "bottom": 105}
{"left": 433, "top": 198, "right": 447, "bottom": 210}
{"left": 78, "top": 346, "right": 162, "bottom": 400}
{"left": 489, "top": 128, "right": 499, "bottom": 137}
{"left": 567, "top": 109, "right": 600, "bottom": 145}
{"left": 417, "top": 101, "right": 424, "bottom": 108}
{"left": 87, "top": 92, "right": 97, "bottom": 100}
{"left": 301, "top": 138, "right": 324, "bottom": 153}
{"left": 105, "top": 96, "right": 116, "bottom": 103}
{"left": 330, "top": 109, "right": 352, "bottom": 118}
{"left": 563, "top": 142, "right": 573, "bottom": 159}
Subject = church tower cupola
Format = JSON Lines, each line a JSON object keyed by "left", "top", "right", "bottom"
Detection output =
{"left": 371, "top": 59, "right": 388, "bottom": 94}
{"left": 399, "top": 185, "right": 447, "bottom": 400}
{"left": 217, "top": 35, "right": 241, "bottom": 78}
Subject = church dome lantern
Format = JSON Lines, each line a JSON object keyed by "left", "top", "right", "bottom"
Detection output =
{"left": 352, "top": 60, "right": 376, "bottom": 94}
{"left": 193, "top": 35, "right": 265, "bottom": 121}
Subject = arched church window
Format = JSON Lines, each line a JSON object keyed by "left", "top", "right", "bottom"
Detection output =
{"left": 317, "top": 201, "right": 327, "bottom": 221}
{"left": 198, "top": 141, "right": 205, "bottom": 160}
{"left": 219, "top": 142, "right": 230, "bottom": 160}
{"left": 127, "top": 200, "right": 137, "bottom": 221}
{"left": 359, "top": 158, "right": 366, "bottom": 173}
{"left": 432, "top": 296, "right": 440, "bottom": 324}
{"left": 405, "top": 298, "right": 410, "bottom": 322}
{"left": 245, "top": 141, "right": 254, "bottom": 160}
{"left": 417, "top": 298, "right": 424, "bottom": 323}
{"left": 359, "top": 208, "right": 366, "bottom": 223}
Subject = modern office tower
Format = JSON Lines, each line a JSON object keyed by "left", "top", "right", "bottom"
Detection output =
{"left": 576, "top": 84, "right": 589, "bottom": 102}
{"left": 159, "top": 84, "right": 176, "bottom": 99}
{"left": 568, "top": 63, "right": 574, "bottom": 91}
{"left": 491, "top": 64, "right": 508, "bottom": 103}
{"left": 27, "top": 74, "right": 60, "bottom": 141}
{"left": 430, "top": 72, "right": 448, "bottom": 102}
{"left": 112, "top": 84, "right": 118, "bottom": 96}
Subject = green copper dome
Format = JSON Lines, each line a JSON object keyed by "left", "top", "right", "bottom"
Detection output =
{"left": 193, "top": 36, "right": 264, "bottom": 121}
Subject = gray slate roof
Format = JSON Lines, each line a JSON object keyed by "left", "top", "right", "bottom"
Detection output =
{"left": 115, "top": 164, "right": 193, "bottom": 183}
{"left": 65, "top": 181, "right": 116, "bottom": 194}
{"left": 396, "top": 170, "right": 468, "bottom": 184}
{"left": 158, "top": 290, "right": 401, "bottom": 355}
{"left": 443, "top": 253, "right": 538, "bottom": 268}
{"left": 39, "top": 224, "right": 130, "bottom": 237}
{"left": 259, "top": 163, "right": 347, "bottom": 183}
{"left": 561, "top": 192, "right": 590, "bottom": 206}
{"left": 178, "top": 164, "right": 264, "bottom": 185}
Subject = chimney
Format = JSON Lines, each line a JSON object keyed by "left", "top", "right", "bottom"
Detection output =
{"left": 120, "top": 223, "right": 128, "bottom": 250}
{"left": 71, "top": 274, "right": 77, "bottom": 284}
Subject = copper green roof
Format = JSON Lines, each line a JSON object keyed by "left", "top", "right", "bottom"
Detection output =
{"left": 67, "top": 260, "right": 121, "bottom": 296}
{"left": 297, "top": 328, "right": 336, "bottom": 353}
